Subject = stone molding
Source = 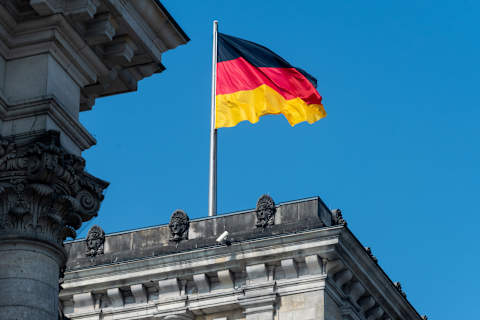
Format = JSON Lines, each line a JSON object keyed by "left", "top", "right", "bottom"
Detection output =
{"left": 60, "top": 226, "right": 422, "bottom": 320}
{"left": 0, "top": 130, "right": 108, "bottom": 250}
{"left": 0, "top": 94, "right": 97, "bottom": 153}
{"left": 0, "top": 1, "right": 188, "bottom": 111}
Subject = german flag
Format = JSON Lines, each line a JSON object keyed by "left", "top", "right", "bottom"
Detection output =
{"left": 216, "top": 33, "right": 326, "bottom": 128}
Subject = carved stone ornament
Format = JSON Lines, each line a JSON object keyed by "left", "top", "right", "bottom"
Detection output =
{"left": 256, "top": 194, "right": 276, "bottom": 228}
{"left": 86, "top": 225, "right": 105, "bottom": 257}
{"left": 331, "top": 208, "right": 346, "bottom": 226}
{"left": 394, "top": 281, "right": 407, "bottom": 298}
{"left": 364, "top": 247, "right": 378, "bottom": 264}
{"left": 169, "top": 209, "right": 190, "bottom": 242}
{"left": 0, "top": 131, "right": 109, "bottom": 248}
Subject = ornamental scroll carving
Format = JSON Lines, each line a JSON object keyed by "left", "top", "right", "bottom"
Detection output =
{"left": 0, "top": 131, "right": 109, "bottom": 247}
{"left": 86, "top": 225, "right": 105, "bottom": 257}
{"left": 256, "top": 194, "right": 276, "bottom": 228}
{"left": 169, "top": 210, "right": 189, "bottom": 242}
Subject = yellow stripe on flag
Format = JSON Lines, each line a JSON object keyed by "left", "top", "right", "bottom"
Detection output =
{"left": 215, "top": 84, "right": 326, "bottom": 128}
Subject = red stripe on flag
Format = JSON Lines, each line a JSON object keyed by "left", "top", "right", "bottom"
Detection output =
{"left": 216, "top": 57, "right": 322, "bottom": 105}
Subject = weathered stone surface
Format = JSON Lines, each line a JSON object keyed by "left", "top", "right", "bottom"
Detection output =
{"left": 0, "top": 0, "right": 189, "bottom": 153}
{"left": 305, "top": 254, "right": 324, "bottom": 275}
{"left": 131, "top": 283, "right": 148, "bottom": 304}
{"left": 0, "top": 1, "right": 188, "bottom": 320}
{"left": 85, "top": 225, "right": 105, "bottom": 257}
{"left": 0, "top": 131, "right": 108, "bottom": 246}
{"left": 64, "top": 197, "right": 330, "bottom": 270}
{"left": 169, "top": 209, "right": 190, "bottom": 243}
{"left": 255, "top": 194, "right": 276, "bottom": 228}
{"left": 0, "top": 241, "right": 64, "bottom": 319}
{"left": 365, "top": 246, "right": 378, "bottom": 263}
{"left": 331, "top": 208, "right": 346, "bottom": 226}
{"left": 280, "top": 258, "right": 298, "bottom": 279}
{"left": 73, "top": 292, "right": 95, "bottom": 313}
{"left": 0, "top": 130, "right": 108, "bottom": 320}
{"left": 61, "top": 197, "right": 424, "bottom": 320}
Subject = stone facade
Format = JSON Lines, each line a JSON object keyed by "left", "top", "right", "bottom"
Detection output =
{"left": 0, "top": 0, "right": 188, "bottom": 154}
{"left": 0, "top": 1, "right": 188, "bottom": 319}
{"left": 61, "top": 197, "right": 423, "bottom": 320}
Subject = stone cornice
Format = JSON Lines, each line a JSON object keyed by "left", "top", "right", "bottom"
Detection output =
{"left": 60, "top": 199, "right": 424, "bottom": 320}
{"left": 0, "top": 13, "right": 107, "bottom": 87}
{"left": 0, "top": 94, "right": 96, "bottom": 151}
{"left": 0, "top": 0, "right": 189, "bottom": 110}
{"left": 61, "top": 226, "right": 343, "bottom": 295}
{"left": 336, "top": 228, "right": 422, "bottom": 320}
{"left": 105, "top": 0, "right": 164, "bottom": 61}
{"left": 62, "top": 267, "right": 329, "bottom": 319}
{"left": 61, "top": 225, "right": 423, "bottom": 320}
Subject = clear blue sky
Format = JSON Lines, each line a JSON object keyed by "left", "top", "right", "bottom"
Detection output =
{"left": 79, "top": 1, "right": 479, "bottom": 318}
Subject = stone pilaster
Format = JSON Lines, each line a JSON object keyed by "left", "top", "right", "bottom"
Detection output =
{"left": 0, "top": 130, "right": 108, "bottom": 319}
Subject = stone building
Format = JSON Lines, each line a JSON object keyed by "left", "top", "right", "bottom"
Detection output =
{"left": 0, "top": 1, "right": 188, "bottom": 319}
{"left": 0, "top": 1, "right": 426, "bottom": 320}
{"left": 61, "top": 196, "right": 424, "bottom": 320}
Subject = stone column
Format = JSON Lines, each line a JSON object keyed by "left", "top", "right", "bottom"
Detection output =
{"left": 0, "top": 131, "right": 108, "bottom": 319}
{"left": 0, "top": 1, "right": 187, "bottom": 319}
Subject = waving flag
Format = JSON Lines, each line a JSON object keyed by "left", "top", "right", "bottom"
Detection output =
{"left": 215, "top": 33, "right": 326, "bottom": 128}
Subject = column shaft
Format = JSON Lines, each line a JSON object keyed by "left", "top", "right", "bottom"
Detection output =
{"left": 0, "top": 240, "right": 65, "bottom": 319}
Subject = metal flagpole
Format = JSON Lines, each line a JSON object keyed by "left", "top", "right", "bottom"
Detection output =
{"left": 208, "top": 20, "right": 218, "bottom": 216}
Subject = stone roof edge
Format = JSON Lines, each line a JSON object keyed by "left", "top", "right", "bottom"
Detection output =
{"left": 65, "top": 196, "right": 322, "bottom": 244}
{"left": 61, "top": 225, "right": 344, "bottom": 293}
{"left": 153, "top": 0, "right": 190, "bottom": 42}
{"left": 340, "top": 226, "right": 423, "bottom": 319}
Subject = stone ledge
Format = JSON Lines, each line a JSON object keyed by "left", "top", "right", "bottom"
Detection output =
{"left": 64, "top": 197, "right": 334, "bottom": 271}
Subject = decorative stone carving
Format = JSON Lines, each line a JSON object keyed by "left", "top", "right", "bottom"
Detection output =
{"left": 255, "top": 194, "right": 276, "bottom": 228}
{"left": 364, "top": 247, "right": 378, "bottom": 264}
{"left": 393, "top": 281, "right": 407, "bottom": 298}
{"left": 0, "top": 131, "right": 109, "bottom": 247}
{"left": 331, "top": 208, "right": 346, "bottom": 225}
{"left": 86, "top": 225, "right": 105, "bottom": 257}
{"left": 169, "top": 210, "right": 190, "bottom": 242}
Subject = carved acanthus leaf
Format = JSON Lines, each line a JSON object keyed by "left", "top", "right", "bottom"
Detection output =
{"left": 0, "top": 131, "right": 108, "bottom": 247}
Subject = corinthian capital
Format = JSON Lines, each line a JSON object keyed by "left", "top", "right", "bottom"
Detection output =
{"left": 0, "top": 130, "right": 108, "bottom": 247}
